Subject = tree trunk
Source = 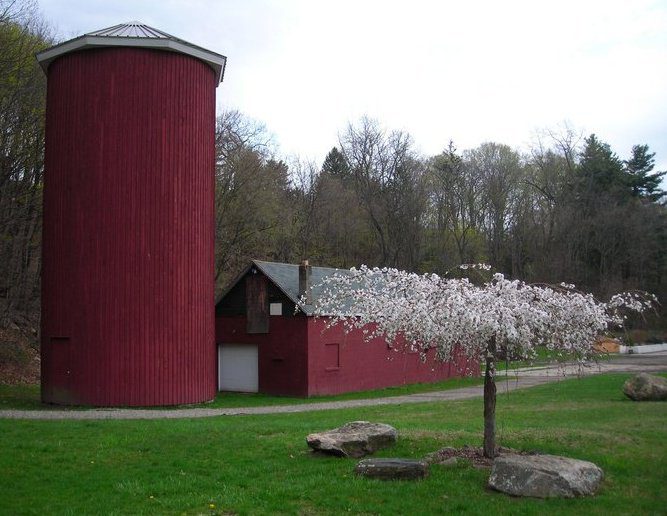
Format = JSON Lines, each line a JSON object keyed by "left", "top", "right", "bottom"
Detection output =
{"left": 483, "top": 335, "right": 497, "bottom": 458}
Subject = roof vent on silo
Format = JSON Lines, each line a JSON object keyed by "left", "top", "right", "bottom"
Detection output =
{"left": 36, "top": 21, "right": 227, "bottom": 84}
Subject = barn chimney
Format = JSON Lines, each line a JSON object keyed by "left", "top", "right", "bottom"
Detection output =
{"left": 299, "top": 260, "right": 312, "bottom": 304}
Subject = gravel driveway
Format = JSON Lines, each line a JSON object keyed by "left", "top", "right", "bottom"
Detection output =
{"left": 2, "top": 352, "right": 665, "bottom": 421}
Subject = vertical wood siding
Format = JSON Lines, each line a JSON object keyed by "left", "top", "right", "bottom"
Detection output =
{"left": 41, "top": 48, "right": 216, "bottom": 406}
{"left": 306, "top": 319, "right": 476, "bottom": 396}
{"left": 215, "top": 315, "right": 309, "bottom": 397}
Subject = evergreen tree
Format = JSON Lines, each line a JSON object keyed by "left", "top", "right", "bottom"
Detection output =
{"left": 625, "top": 144, "right": 666, "bottom": 202}
{"left": 321, "top": 147, "right": 349, "bottom": 178}
{"left": 576, "top": 134, "right": 628, "bottom": 199}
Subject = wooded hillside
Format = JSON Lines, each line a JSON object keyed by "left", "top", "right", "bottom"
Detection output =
{"left": 215, "top": 113, "right": 665, "bottom": 314}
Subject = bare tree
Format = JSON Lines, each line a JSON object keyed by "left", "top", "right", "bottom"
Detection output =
{"left": 0, "top": 1, "right": 51, "bottom": 326}
{"left": 213, "top": 111, "right": 288, "bottom": 292}
{"left": 464, "top": 143, "right": 523, "bottom": 269}
{"left": 339, "top": 117, "right": 427, "bottom": 268}
{"left": 428, "top": 142, "right": 487, "bottom": 268}
{"left": 288, "top": 157, "right": 321, "bottom": 260}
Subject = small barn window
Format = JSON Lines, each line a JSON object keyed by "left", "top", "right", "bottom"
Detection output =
{"left": 269, "top": 302, "right": 282, "bottom": 316}
{"left": 324, "top": 343, "right": 340, "bottom": 371}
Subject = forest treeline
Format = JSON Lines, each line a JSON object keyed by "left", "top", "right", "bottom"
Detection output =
{"left": 0, "top": 1, "right": 50, "bottom": 330}
{"left": 1, "top": 1, "right": 666, "bottom": 339}
{"left": 215, "top": 112, "right": 666, "bottom": 311}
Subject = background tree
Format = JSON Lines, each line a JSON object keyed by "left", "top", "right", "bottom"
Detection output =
{"left": 0, "top": 0, "right": 51, "bottom": 327}
{"left": 339, "top": 117, "right": 428, "bottom": 269}
{"left": 426, "top": 142, "right": 486, "bottom": 270}
{"left": 624, "top": 144, "right": 666, "bottom": 202}
{"left": 465, "top": 143, "right": 523, "bottom": 270}
{"left": 575, "top": 134, "right": 628, "bottom": 203}
{"left": 320, "top": 147, "right": 349, "bottom": 178}
{"left": 213, "top": 110, "right": 291, "bottom": 293}
{"left": 307, "top": 159, "right": 375, "bottom": 268}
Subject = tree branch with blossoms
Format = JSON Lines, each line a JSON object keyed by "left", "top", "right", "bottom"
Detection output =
{"left": 299, "top": 264, "right": 655, "bottom": 458}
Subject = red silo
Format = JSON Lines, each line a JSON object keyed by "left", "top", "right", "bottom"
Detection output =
{"left": 36, "top": 22, "right": 226, "bottom": 406}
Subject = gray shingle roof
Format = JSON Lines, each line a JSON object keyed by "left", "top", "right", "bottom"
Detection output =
{"left": 36, "top": 21, "right": 226, "bottom": 83}
{"left": 252, "top": 260, "right": 349, "bottom": 316}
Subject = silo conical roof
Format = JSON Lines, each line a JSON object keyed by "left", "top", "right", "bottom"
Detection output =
{"left": 36, "top": 21, "right": 226, "bottom": 83}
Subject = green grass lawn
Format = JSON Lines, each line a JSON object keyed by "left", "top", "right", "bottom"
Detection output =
{"left": 0, "top": 376, "right": 484, "bottom": 411}
{"left": 475, "top": 346, "right": 558, "bottom": 374}
{"left": 497, "top": 345, "right": 560, "bottom": 370}
{"left": 1, "top": 373, "right": 665, "bottom": 515}
{"left": 488, "top": 347, "right": 618, "bottom": 372}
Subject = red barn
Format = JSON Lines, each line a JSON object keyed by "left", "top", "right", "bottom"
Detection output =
{"left": 215, "top": 260, "right": 472, "bottom": 396}
{"left": 37, "top": 22, "right": 225, "bottom": 406}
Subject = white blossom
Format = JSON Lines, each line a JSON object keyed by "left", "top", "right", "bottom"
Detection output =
{"left": 300, "top": 265, "right": 654, "bottom": 365}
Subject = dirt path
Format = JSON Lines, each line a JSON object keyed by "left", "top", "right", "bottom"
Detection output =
{"left": 2, "top": 353, "right": 665, "bottom": 421}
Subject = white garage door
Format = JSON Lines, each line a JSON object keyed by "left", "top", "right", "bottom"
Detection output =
{"left": 218, "top": 344, "right": 258, "bottom": 392}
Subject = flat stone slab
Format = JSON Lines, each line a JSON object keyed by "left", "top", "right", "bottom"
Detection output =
{"left": 488, "top": 454, "right": 604, "bottom": 498}
{"left": 356, "top": 458, "right": 429, "bottom": 480}
{"left": 623, "top": 373, "right": 667, "bottom": 401}
{"left": 306, "top": 421, "right": 397, "bottom": 457}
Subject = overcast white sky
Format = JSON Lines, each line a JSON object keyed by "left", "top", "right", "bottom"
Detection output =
{"left": 39, "top": 0, "right": 667, "bottom": 170}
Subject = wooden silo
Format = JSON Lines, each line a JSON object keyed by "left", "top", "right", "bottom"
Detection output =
{"left": 37, "top": 22, "right": 225, "bottom": 406}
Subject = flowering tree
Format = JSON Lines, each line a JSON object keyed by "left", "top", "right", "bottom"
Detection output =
{"left": 304, "top": 265, "right": 654, "bottom": 458}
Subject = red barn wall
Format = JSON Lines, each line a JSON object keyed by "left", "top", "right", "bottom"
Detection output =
{"left": 215, "top": 315, "right": 309, "bottom": 396}
{"left": 306, "top": 318, "right": 473, "bottom": 396}
{"left": 41, "top": 48, "right": 216, "bottom": 406}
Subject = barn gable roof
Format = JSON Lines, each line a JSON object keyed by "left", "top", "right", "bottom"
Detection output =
{"left": 217, "top": 260, "right": 349, "bottom": 316}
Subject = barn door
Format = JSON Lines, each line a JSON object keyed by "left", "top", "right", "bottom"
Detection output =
{"left": 246, "top": 274, "right": 269, "bottom": 333}
{"left": 218, "top": 344, "right": 259, "bottom": 392}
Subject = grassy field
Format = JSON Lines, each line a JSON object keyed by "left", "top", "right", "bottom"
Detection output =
{"left": 0, "top": 376, "right": 484, "bottom": 411}
{"left": 491, "top": 346, "right": 601, "bottom": 371}
{"left": 0, "top": 373, "right": 665, "bottom": 515}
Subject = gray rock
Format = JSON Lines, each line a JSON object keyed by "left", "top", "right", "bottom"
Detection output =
{"left": 355, "top": 458, "right": 429, "bottom": 480}
{"left": 623, "top": 373, "right": 667, "bottom": 401}
{"left": 306, "top": 421, "right": 397, "bottom": 458}
{"left": 488, "top": 454, "right": 604, "bottom": 498}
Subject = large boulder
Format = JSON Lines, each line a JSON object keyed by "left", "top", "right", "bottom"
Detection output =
{"left": 622, "top": 373, "right": 667, "bottom": 401}
{"left": 306, "top": 421, "right": 397, "bottom": 458}
{"left": 488, "top": 454, "right": 604, "bottom": 498}
{"left": 355, "top": 458, "right": 429, "bottom": 480}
